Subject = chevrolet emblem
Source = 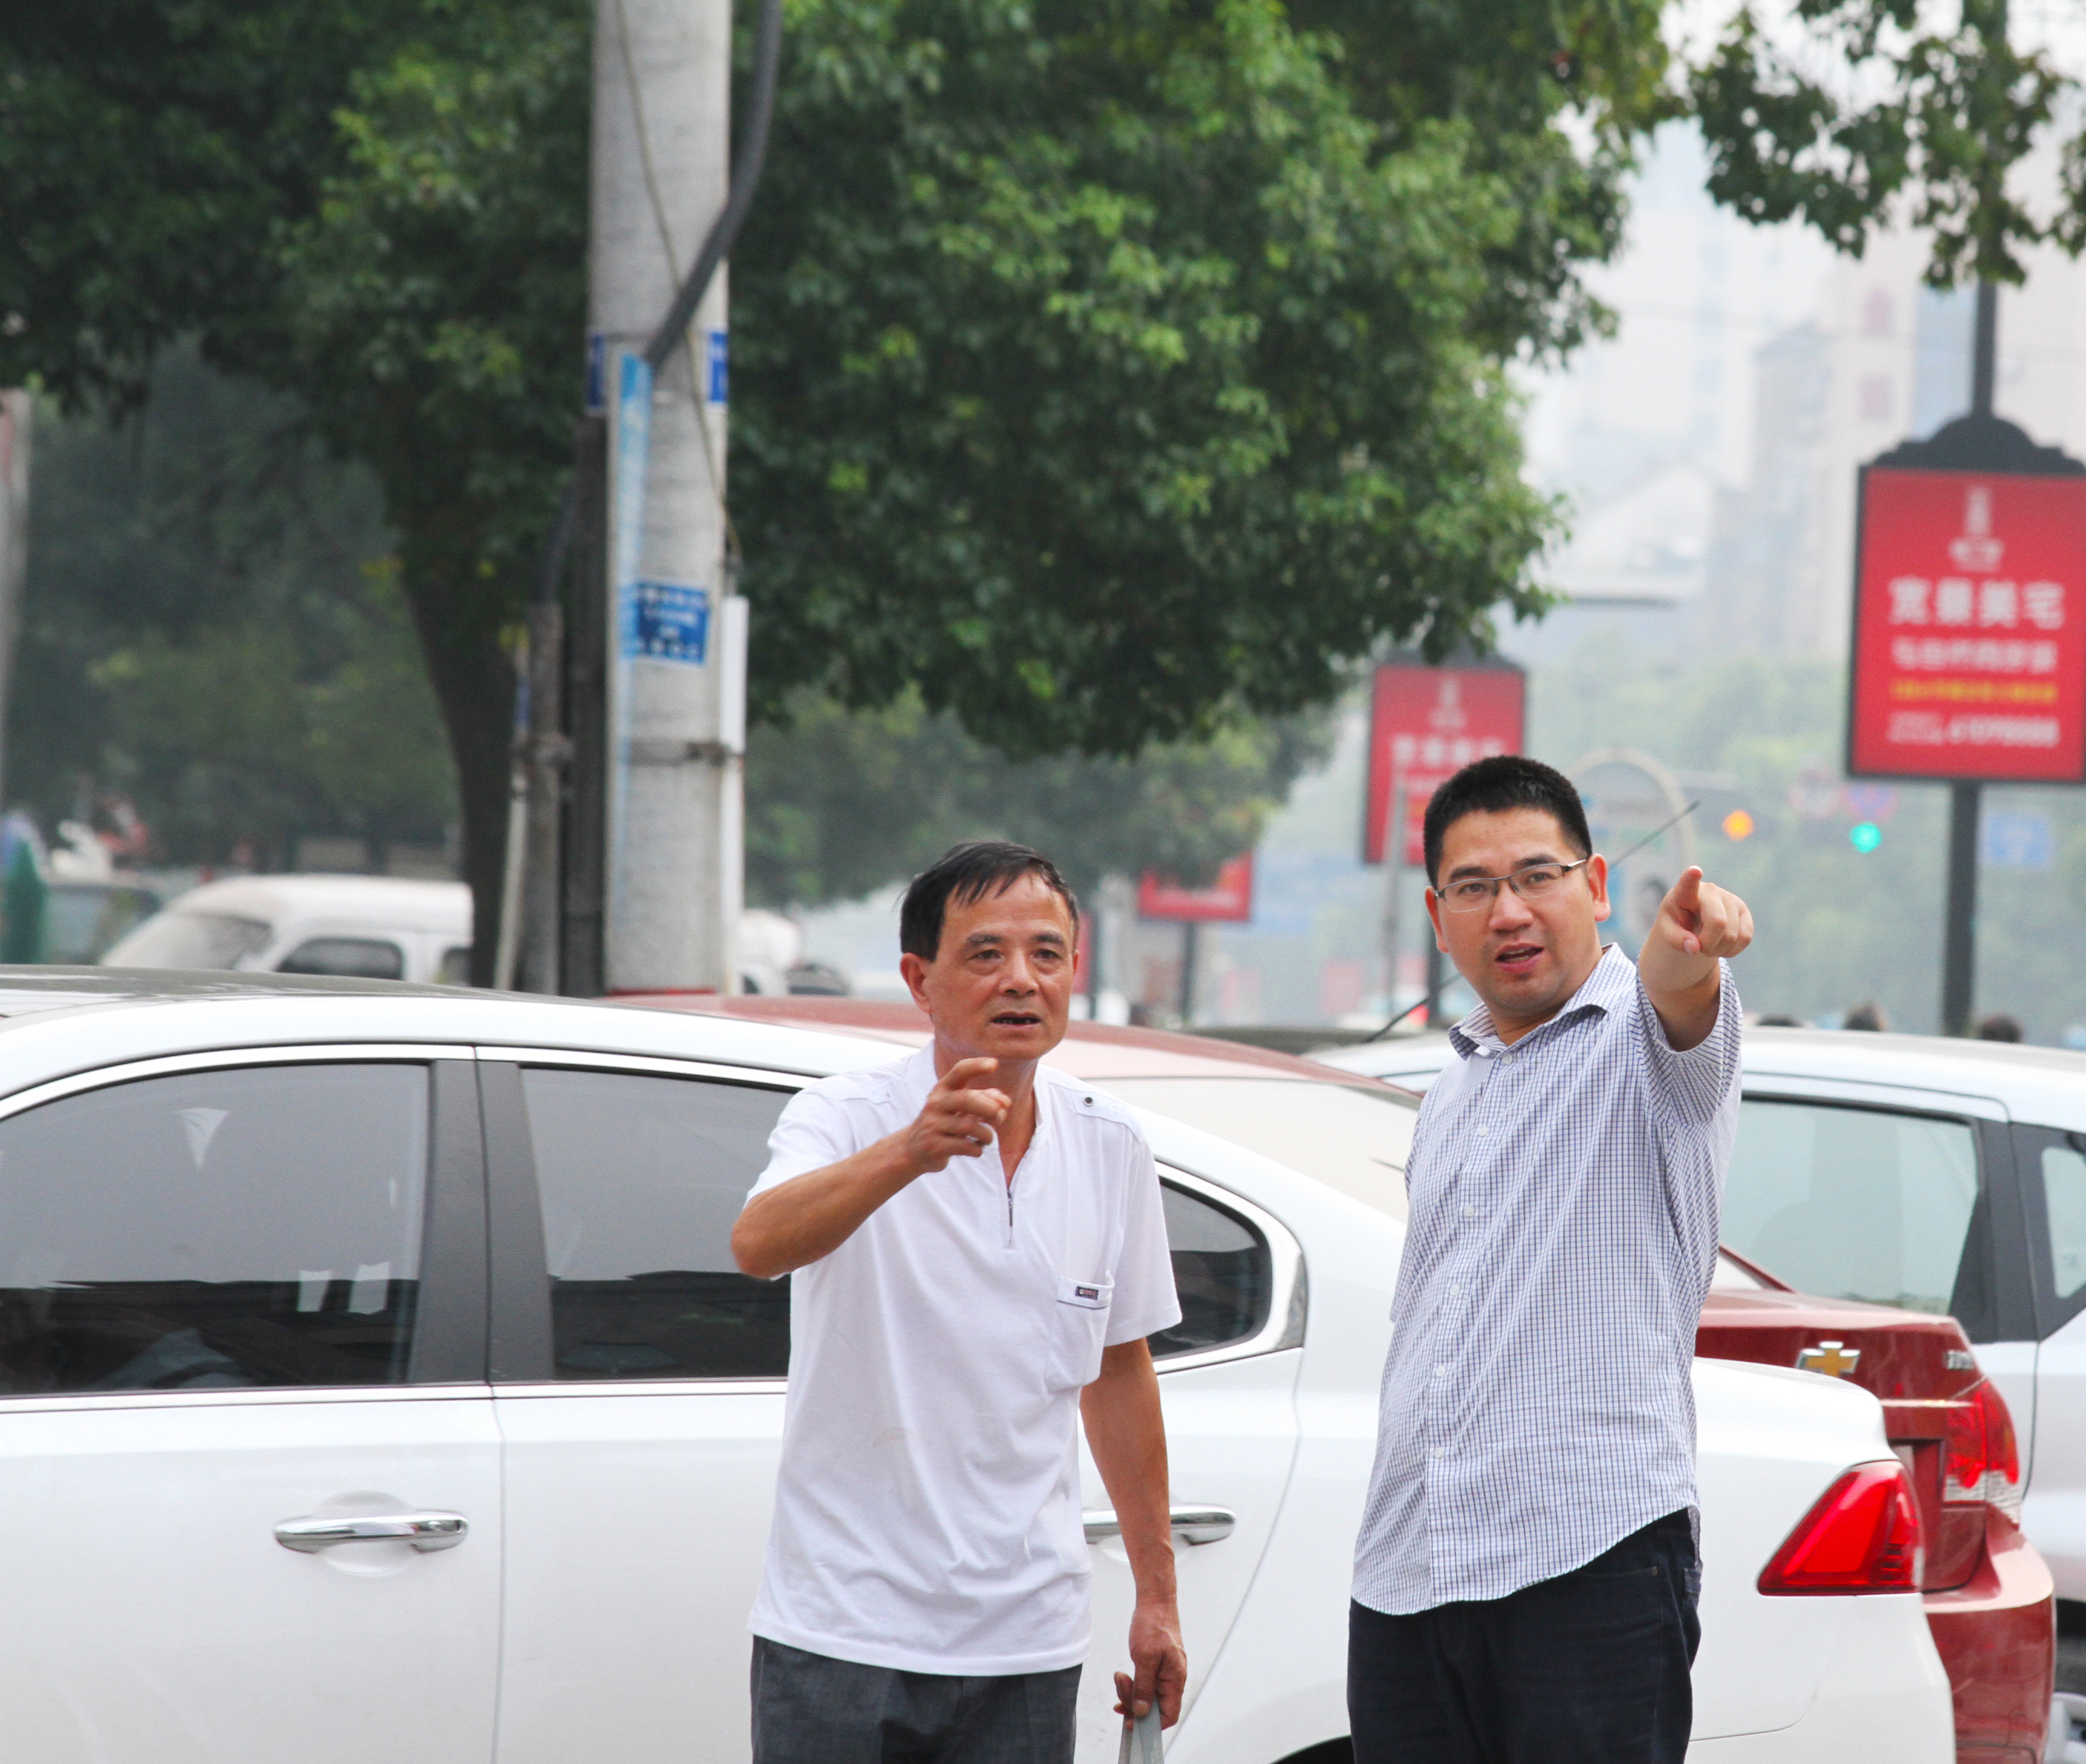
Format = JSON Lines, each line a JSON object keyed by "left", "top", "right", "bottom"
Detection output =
{"left": 1796, "top": 1340, "right": 1862, "bottom": 1378}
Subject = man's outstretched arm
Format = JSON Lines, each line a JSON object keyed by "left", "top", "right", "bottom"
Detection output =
{"left": 1637, "top": 866, "right": 1754, "bottom": 1051}
{"left": 733, "top": 1057, "right": 1009, "bottom": 1277}
{"left": 1082, "top": 1338, "right": 1187, "bottom": 1729}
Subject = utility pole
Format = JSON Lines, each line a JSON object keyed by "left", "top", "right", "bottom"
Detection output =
{"left": 587, "top": 0, "right": 743, "bottom": 995}
{"left": 1939, "top": 282, "right": 1998, "bottom": 1037}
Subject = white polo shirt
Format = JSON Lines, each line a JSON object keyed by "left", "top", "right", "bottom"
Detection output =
{"left": 744, "top": 1045, "right": 1180, "bottom": 1676}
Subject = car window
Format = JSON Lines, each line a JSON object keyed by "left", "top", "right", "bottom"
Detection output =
{"left": 437, "top": 946, "right": 472, "bottom": 985}
{"left": 2042, "top": 1142, "right": 2086, "bottom": 1301}
{"left": 1151, "top": 1181, "right": 1272, "bottom": 1361}
{"left": 518, "top": 1068, "right": 793, "bottom": 1379}
{"left": 1100, "top": 1077, "right": 1418, "bottom": 1219}
{"left": 1721, "top": 1099, "right": 1980, "bottom": 1313}
{"left": 102, "top": 910, "right": 272, "bottom": 970}
{"left": 0, "top": 1063, "right": 429, "bottom": 1393}
{"left": 2009, "top": 1124, "right": 2086, "bottom": 1335}
{"left": 277, "top": 936, "right": 405, "bottom": 980}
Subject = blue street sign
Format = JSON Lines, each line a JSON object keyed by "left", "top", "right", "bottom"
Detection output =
{"left": 624, "top": 580, "right": 711, "bottom": 665}
{"left": 1983, "top": 810, "right": 2054, "bottom": 871}
{"left": 707, "top": 329, "right": 728, "bottom": 405}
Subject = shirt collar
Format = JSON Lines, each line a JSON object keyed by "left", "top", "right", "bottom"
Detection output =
{"left": 1447, "top": 943, "right": 1633, "bottom": 1060}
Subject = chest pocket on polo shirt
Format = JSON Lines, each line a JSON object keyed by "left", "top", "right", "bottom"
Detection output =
{"left": 1045, "top": 1273, "right": 1113, "bottom": 1390}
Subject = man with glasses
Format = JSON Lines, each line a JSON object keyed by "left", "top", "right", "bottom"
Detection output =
{"left": 1348, "top": 754, "right": 1753, "bottom": 1764}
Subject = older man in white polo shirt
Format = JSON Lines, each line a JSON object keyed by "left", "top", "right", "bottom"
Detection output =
{"left": 732, "top": 841, "right": 1185, "bottom": 1764}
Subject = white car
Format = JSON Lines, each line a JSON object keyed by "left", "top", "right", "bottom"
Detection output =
{"left": 100, "top": 875, "right": 809, "bottom": 995}
{"left": 1314, "top": 1029, "right": 1454, "bottom": 1092}
{"left": 0, "top": 973, "right": 1950, "bottom": 1762}
{"left": 102, "top": 873, "right": 474, "bottom": 983}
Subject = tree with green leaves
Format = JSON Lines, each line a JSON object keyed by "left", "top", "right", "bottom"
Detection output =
{"left": 1689, "top": 0, "right": 2078, "bottom": 286}
{"left": 3, "top": 0, "right": 1669, "bottom": 972}
{"left": 745, "top": 689, "right": 1329, "bottom": 907}
{"left": 16, "top": 351, "right": 456, "bottom": 867}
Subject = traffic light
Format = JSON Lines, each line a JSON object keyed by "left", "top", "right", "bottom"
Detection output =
{"left": 1722, "top": 809, "right": 1755, "bottom": 841}
{"left": 1849, "top": 822, "right": 1883, "bottom": 853}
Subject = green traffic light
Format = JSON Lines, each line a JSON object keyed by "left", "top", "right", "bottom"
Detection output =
{"left": 1849, "top": 821, "right": 1882, "bottom": 853}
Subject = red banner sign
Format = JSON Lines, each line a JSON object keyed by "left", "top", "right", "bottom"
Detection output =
{"left": 1365, "top": 663, "right": 1526, "bottom": 867}
{"left": 1138, "top": 854, "right": 1254, "bottom": 923}
{"left": 1849, "top": 469, "right": 2086, "bottom": 782}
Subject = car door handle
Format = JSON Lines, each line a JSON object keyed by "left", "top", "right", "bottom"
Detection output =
{"left": 1083, "top": 1505, "right": 1235, "bottom": 1546}
{"left": 274, "top": 1511, "right": 469, "bottom": 1553}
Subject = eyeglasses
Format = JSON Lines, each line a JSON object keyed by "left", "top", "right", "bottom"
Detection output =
{"left": 1433, "top": 858, "right": 1591, "bottom": 913}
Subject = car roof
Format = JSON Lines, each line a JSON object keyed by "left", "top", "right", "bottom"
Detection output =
{"left": 151, "top": 874, "right": 472, "bottom": 929}
{"left": 616, "top": 993, "right": 1381, "bottom": 1083}
{"left": 0, "top": 965, "right": 473, "bottom": 1018}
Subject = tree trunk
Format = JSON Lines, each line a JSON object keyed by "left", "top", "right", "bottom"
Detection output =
{"left": 398, "top": 550, "right": 516, "bottom": 988}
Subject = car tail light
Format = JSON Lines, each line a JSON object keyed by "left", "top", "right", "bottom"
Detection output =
{"left": 1944, "top": 1380, "right": 2024, "bottom": 1519}
{"left": 1758, "top": 1462, "right": 1924, "bottom": 1594}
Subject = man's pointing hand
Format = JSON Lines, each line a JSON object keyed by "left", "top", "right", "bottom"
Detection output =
{"left": 904, "top": 1056, "right": 1011, "bottom": 1172}
{"left": 1637, "top": 867, "right": 1752, "bottom": 1051}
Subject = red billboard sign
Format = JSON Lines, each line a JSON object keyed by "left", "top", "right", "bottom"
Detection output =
{"left": 1849, "top": 469, "right": 2086, "bottom": 782}
{"left": 1138, "top": 854, "right": 1254, "bottom": 923}
{"left": 1365, "top": 663, "right": 1526, "bottom": 867}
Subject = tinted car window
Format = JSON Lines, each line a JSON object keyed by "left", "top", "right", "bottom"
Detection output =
{"left": 520, "top": 1069, "right": 793, "bottom": 1379}
{"left": 2043, "top": 1143, "right": 2086, "bottom": 1302}
{"left": 278, "top": 936, "right": 405, "bottom": 979}
{"left": 0, "top": 1063, "right": 428, "bottom": 1393}
{"left": 1150, "top": 1181, "right": 1272, "bottom": 1360}
{"left": 1722, "top": 1099, "right": 1979, "bottom": 1313}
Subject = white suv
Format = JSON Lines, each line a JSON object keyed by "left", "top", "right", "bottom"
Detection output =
{"left": 0, "top": 973, "right": 1950, "bottom": 1762}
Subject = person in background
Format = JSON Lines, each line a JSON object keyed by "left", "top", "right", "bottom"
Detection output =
{"left": 1976, "top": 1013, "right": 2024, "bottom": 1042}
{"left": 732, "top": 841, "right": 1185, "bottom": 1764}
{"left": 1349, "top": 755, "right": 1753, "bottom": 1764}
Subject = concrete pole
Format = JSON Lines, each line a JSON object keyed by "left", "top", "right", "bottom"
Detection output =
{"left": 589, "top": 0, "right": 741, "bottom": 994}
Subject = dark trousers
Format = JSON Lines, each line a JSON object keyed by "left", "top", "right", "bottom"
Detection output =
{"left": 1348, "top": 1511, "right": 1702, "bottom": 1764}
{"left": 750, "top": 1636, "right": 1081, "bottom": 1764}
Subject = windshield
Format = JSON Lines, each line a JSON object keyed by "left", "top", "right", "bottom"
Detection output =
{"left": 103, "top": 910, "right": 273, "bottom": 971}
{"left": 1100, "top": 1077, "right": 1418, "bottom": 1218}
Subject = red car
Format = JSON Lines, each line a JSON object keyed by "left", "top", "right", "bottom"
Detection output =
{"left": 1699, "top": 1253, "right": 2053, "bottom": 1762}
{"left": 629, "top": 995, "right": 2055, "bottom": 1759}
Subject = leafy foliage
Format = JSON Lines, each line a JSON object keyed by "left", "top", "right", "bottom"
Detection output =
{"left": 732, "top": 0, "right": 1658, "bottom": 753}
{"left": 1688, "top": 0, "right": 2077, "bottom": 286}
{"left": 15, "top": 353, "right": 455, "bottom": 864}
{"left": 2, "top": 0, "right": 1666, "bottom": 953}
{"left": 746, "top": 689, "right": 1330, "bottom": 906}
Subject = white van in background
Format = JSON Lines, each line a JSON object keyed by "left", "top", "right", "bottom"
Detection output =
{"left": 103, "top": 875, "right": 472, "bottom": 984}
{"left": 101, "top": 876, "right": 825, "bottom": 995}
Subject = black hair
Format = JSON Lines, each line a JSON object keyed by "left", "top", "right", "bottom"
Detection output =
{"left": 898, "top": 841, "right": 1080, "bottom": 960}
{"left": 1421, "top": 755, "right": 1592, "bottom": 887}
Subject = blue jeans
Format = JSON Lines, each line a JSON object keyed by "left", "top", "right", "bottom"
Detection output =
{"left": 1348, "top": 1510, "right": 1702, "bottom": 1764}
{"left": 749, "top": 1637, "right": 1081, "bottom": 1764}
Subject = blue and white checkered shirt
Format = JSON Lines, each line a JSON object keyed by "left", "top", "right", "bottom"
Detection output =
{"left": 1352, "top": 945, "right": 1741, "bottom": 1613}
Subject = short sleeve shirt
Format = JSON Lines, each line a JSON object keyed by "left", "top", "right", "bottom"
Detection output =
{"left": 1352, "top": 946, "right": 1741, "bottom": 1613}
{"left": 745, "top": 1046, "right": 1180, "bottom": 1675}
